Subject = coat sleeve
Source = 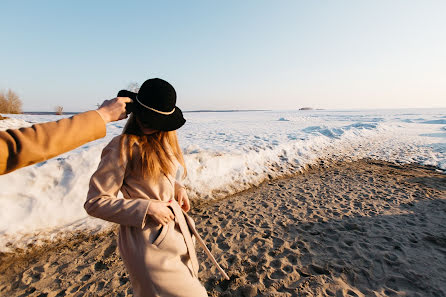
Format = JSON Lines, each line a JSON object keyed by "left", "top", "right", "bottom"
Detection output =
{"left": 0, "top": 110, "right": 106, "bottom": 175}
{"left": 84, "top": 137, "right": 151, "bottom": 228}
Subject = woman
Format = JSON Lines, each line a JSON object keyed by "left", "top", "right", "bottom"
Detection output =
{"left": 84, "top": 78, "right": 227, "bottom": 297}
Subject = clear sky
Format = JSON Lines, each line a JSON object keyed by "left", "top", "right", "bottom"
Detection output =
{"left": 1, "top": 0, "right": 445, "bottom": 111}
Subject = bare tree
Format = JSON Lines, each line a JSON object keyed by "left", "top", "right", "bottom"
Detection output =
{"left": 127, "top": 82, "right": 140, "bottom": 93}
{"left": 7, "top": 90, "right": 22, "bottom": 114}
{"left": 93, "top": 82, "right": 140, "bottom": 107}
{"left": 0, "top": 93, "right": 7, "bottom": 113}
{"left": 0, "top": 89, "right": 22, "bottom": 114}
{"left": 55, "top": 106, "right": 64, "bottom": 115}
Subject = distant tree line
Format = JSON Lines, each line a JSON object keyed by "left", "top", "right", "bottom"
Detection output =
{"left": 2, "top": 83, "right": 140, "bottom": 117}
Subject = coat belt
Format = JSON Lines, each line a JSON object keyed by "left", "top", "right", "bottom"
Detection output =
{"left": 169, "top": 200, "right": 230, "bottom": 280}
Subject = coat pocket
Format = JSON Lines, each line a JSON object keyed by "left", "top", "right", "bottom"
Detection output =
{"left": 155, "top": 220, "right": 188, "bottom": 255}
{"left": 152, "top": 221, "right": 172, "bottom": 247}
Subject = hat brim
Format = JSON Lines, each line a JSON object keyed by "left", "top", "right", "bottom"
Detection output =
{"left": 135, "top": 106, "right": 186, "bottom": 131}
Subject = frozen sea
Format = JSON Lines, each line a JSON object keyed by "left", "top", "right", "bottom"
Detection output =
{"left": 0, "top": 108, "right": 445, "bottom": 251}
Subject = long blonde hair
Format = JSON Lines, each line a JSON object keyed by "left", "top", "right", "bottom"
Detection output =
{"left": 120, "top": 114, "right": 187, "bottom": 181}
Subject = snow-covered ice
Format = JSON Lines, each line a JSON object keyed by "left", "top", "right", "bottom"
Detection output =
{"left": 0, "top": 108, "right": 445, "bottom": 251}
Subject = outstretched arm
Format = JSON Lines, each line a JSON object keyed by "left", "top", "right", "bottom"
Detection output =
{"left": 0, "top": 97, "right": 131, "bottom": 175}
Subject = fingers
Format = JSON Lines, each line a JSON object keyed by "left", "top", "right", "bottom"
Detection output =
{"left": 182, "top": 197, "right": 191, "bottom": 212}
{"left": 96, "top": 97, "right": 130, "bottom": 123}
{"left": 160, "top": 201, "right": 174, "bottom": 225}
{"left": 163, "top": 218, "right": 173, "bottom": 225}
{"left": 117, "top": 96, "right": 133, "bottom": 103}
{"left": 147, "top": 200, "right": 179, "bottom": 225}
{"left": 159, "top": 215, "right": 172, "bottom": 225}
{"left": 177, "top": 189, "right": 190, "bottom": 212}
{"left": 161, "top": 214, "right": 174, "bottom": 225}
{"left": 177, "top": 195, "right": 183, "bottom": 207}
{"left": 116, "top": 97, "right": 132, "bottom": 119}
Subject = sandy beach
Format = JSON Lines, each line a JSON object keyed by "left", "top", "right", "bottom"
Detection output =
{"left": 1, "top": 159, "right": 445, "bottom": 297}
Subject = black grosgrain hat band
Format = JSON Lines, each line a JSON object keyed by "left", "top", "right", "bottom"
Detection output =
{"left": 135, "top": 95, "right": 176, "bottom": 115}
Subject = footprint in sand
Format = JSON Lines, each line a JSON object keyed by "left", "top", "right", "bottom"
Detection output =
{"left": 21, "top": 267, "right": 42, "bottom": 285}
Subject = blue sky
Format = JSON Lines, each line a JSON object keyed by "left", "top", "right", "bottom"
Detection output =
{"left": 1, "top": 1, "right": 445, "bottom": 111}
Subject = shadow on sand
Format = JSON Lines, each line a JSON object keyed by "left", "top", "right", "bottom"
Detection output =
{"left": 198, "top": 161, "right": 446, "bottom": 297}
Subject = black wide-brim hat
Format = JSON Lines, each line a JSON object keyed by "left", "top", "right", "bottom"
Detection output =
{"left": 118, "top": 78, "right": 186, "bottom": 131}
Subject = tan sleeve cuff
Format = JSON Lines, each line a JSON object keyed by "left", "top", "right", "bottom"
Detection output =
{"left": 94, "top": 110, "right": 107, "bottom": 125}
{"left": 84, "top": 110, "right": 106, "bottom": 138}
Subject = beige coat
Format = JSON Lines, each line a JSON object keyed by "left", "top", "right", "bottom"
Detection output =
{"left": 85, "top": 136, "right": 215, "bottom": 297}
{"left": 0, "top": 111, "right": 106, "bottom": 175}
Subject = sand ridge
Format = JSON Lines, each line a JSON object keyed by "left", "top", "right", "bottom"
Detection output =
{"left": 0, "top": 160, "right": 445, "bottom": 296}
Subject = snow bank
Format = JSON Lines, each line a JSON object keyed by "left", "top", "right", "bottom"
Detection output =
{"left": 0, "top": 108, "right": 444, "bottom": 251}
